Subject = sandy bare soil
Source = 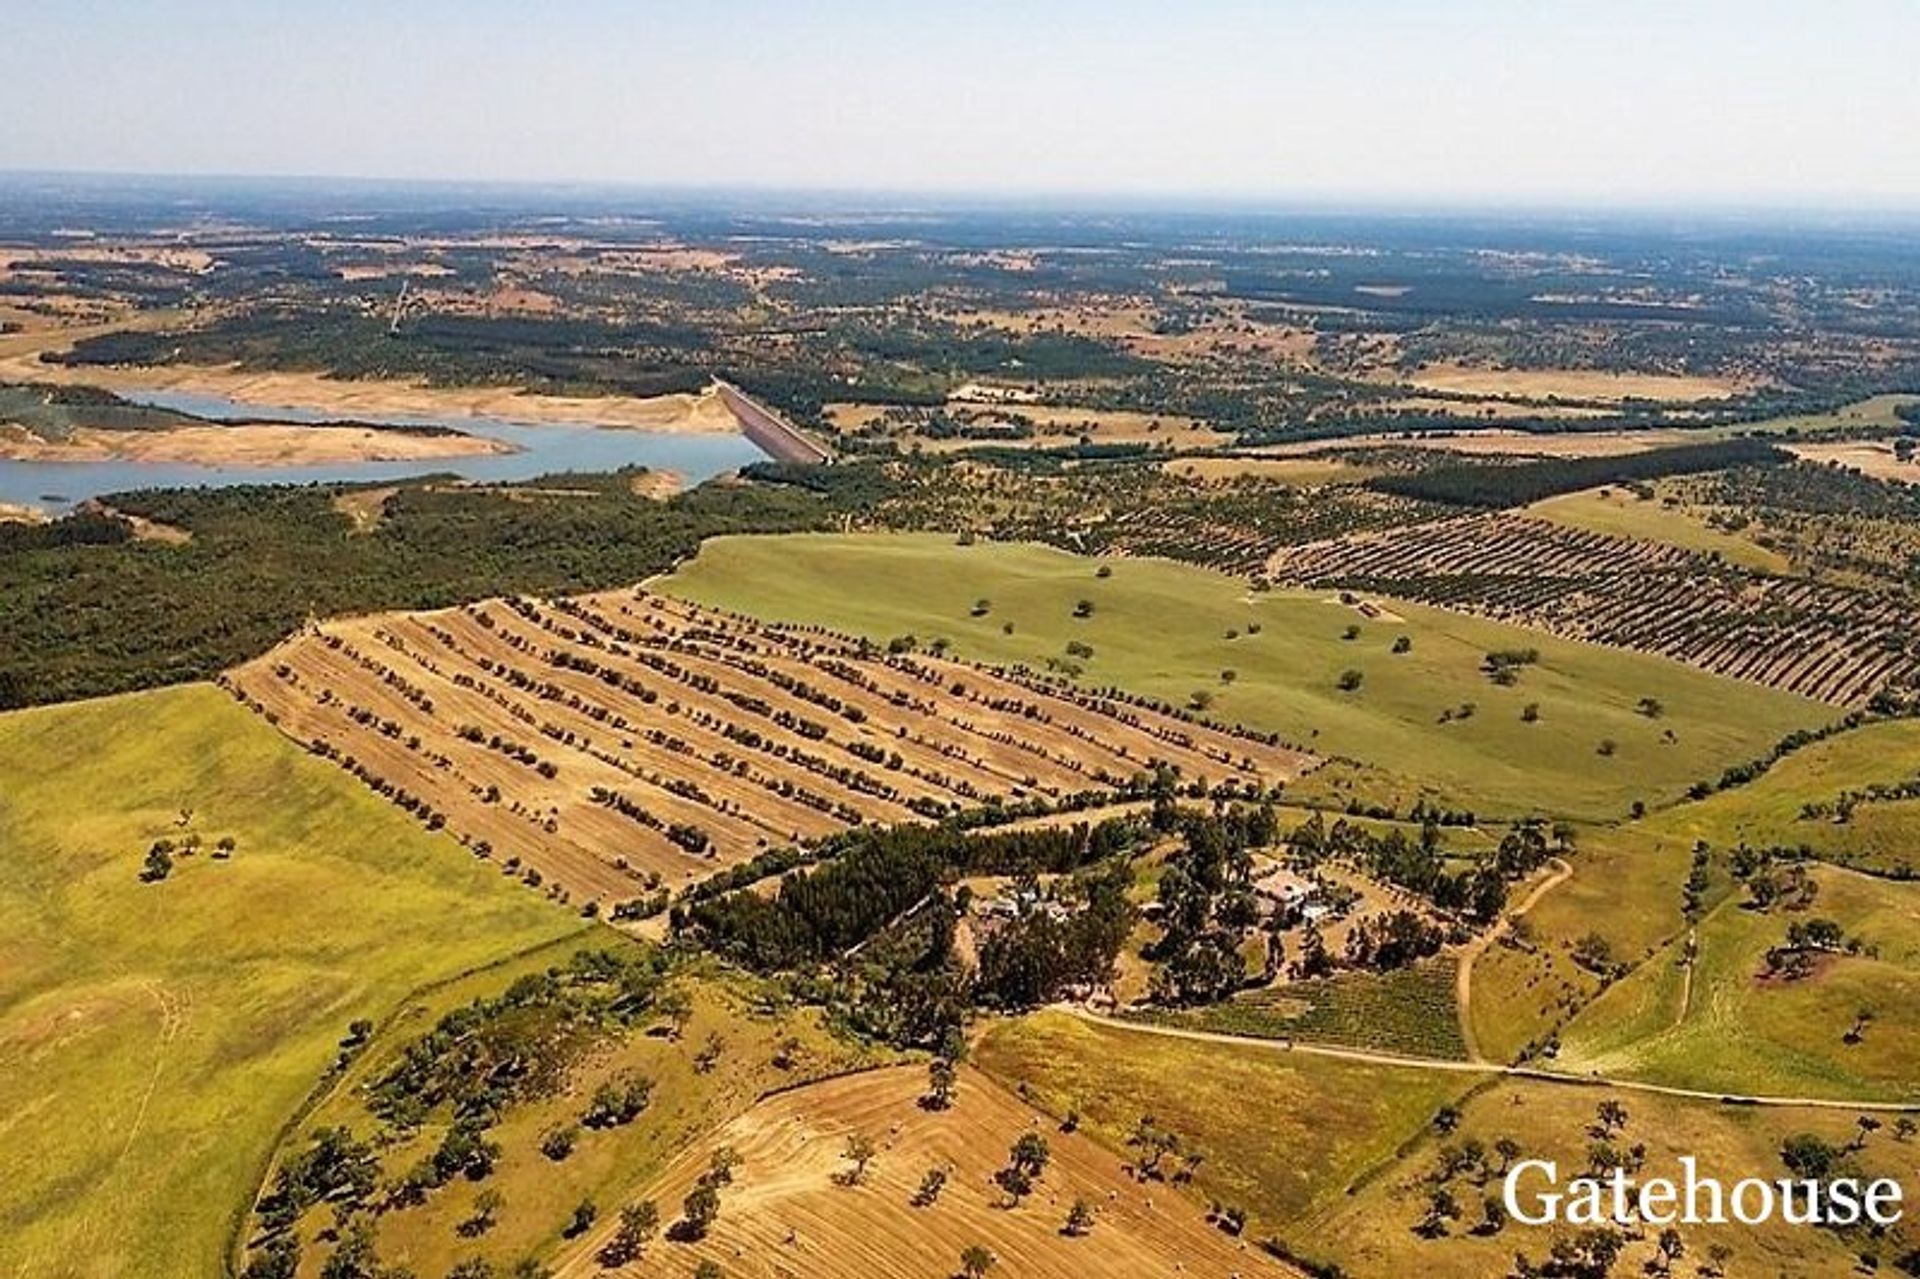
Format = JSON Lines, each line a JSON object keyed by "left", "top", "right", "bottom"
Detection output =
{"left": 89, "top": 505, "right": 192, "bottom": 544}
{"left": 551, "top": 1064, "right": 1293, "bottom": 1278}
{"left": 16, "top": 366, "right": 747, "bottom": 432}
{"left": 330, "top": 487, "right": 399, "bottom": 533}
{"left": 0, "top": 501, "right": 47, "bottom": 523}
{"left": 0, "top": 423, "right": 512, "bottom": 467}
{"left": 1787, "top": 439, "right": 1920, "bottom": 485}
{"left": 1403, "top": 363, "right": 1746, "bottom": 403}
{"left": 630, "top": 469, "right": 684, "bottom": 500}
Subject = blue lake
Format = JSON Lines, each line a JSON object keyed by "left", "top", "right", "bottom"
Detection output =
{"left": 0, "top": 388, "right": 769, "bottom": 513}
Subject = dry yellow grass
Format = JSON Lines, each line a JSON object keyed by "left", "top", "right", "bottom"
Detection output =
{"left": 550, "top": 1064, "right": 1295, "bottom": 1278}
{"left": 0, "top": 244, "right": 216, "bottom": 274}
{"left": 1127, "top": 319, "right": 1321, "bottom": 366}
{"left": 826, "top": 399, "right": 1232, "bottom": 451}
{"left": 335, "top": 262, "right": 457, "bottom": 281}
{"left": 1404, "top": 363, "right": 1746, "bottom": 403}
{"left": 940, "top": 302, "right": 1159, "bottom": 341}
{"left": 997, "top": 404, "right": 1227, "bottom": 445}
{"left": 1163, "top": 455, "right": 1383, "bottom": 485}
{"left": 1786, "top": 438, "right": 1920, "bottom": 485}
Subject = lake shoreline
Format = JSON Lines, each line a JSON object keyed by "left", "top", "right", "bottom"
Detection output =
{"left": 0, "top": 357, "right": 747, "bottom": 434}
{"left": 0, "top": 384, "right": 770, "bottom": 513}
{"left": 0, "top": 422, "right": 516, "bottom": 468}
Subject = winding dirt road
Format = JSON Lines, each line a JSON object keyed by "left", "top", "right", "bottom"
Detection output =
{"left": 1454, "top": 856, "right": 1573, "bottom": 1062}
{"left": 1067, "top": 1008, "right": 1920, "bottom": 1113}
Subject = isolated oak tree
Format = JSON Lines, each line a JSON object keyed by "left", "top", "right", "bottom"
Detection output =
{"left": 679, "top": 1181, "right": 721, "bottom": 1239}
{"left": 596, "top": 1200, "right": 657, "bottom": 1265}
{"left": 840, "top": 1131, "right": 877, "bottom": 1185}
{"left": 924, "top": 1056, "right": 957, "bottom": 1110}
{"left": 913, "top": 1165, "right": 949, "bottom": 1207}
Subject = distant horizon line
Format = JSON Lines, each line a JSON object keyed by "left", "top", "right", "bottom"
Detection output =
{"left": 3, "top": 166, "right": 1919, "bottom": 224}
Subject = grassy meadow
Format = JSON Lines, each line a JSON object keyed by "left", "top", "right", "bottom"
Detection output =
{"left": 1476, "top": 719, "right": 1920, "bottom": 1094}
{"left": 974, "top": 1010, "right": 1471, "bottom": 1235}
{"left": 0, "top": 685, "right": 576, "bottom": 1279}
{"left": 661, "top": 532, "right": 1832, "bottom": 820}
{"left": 1557, "top": 865, "right": 1920, "bottom": 1101}
{"left": 1314, "top": 1075, "right": 1902, "bottom": 1278}
{"left": 1524, "top": 484, "right": 1791, "bottom": 572}
{"left": 1654, "top": 716, "right": 1920, "bottom": 877}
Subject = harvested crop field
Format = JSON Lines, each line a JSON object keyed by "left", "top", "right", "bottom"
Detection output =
{"left": 549, "top": 1063, "right": 1293, "bottom": 1278}
{"left": 225, "top": 588, "right": 1311, "bottom": 908}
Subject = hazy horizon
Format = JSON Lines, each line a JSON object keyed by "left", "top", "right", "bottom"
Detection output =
{"left": 4, "top": 0, "right": 1916, "bottom": 210}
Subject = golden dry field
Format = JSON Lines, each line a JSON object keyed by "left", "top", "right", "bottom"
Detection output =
{"left": 550, "top": 1064, "right": 1295, "bottom": 1279}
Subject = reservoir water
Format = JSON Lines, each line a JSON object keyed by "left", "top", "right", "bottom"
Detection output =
{"left": 0, "top": 388, "right": 769, "bottom": 513}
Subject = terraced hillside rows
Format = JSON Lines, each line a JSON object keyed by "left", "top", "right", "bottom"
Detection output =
{"left": 224, "top": 589, "right": 1312, "bottom": 910}
{"left": 1270, "top": 513, "right": 1920, "bottom": 705}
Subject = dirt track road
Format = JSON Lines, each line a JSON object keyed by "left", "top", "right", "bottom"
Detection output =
{"left": 1068, "top": 1008, "right": 1920, "bottom": 1113}
{"left": 1455, "top": 856, "right": 1573, "bottom": 1062}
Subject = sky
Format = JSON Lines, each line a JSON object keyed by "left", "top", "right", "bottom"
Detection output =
{"left": 2, "top": 0, "right": 1914, "bottom": 208}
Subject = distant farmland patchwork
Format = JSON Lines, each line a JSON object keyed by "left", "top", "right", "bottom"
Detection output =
{"left": 225, "top": 588, "right": 1312, "bottom": 908}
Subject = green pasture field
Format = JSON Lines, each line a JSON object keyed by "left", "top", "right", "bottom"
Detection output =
{"left": 1473, "top": 718, "right": 1920, "bottom": 1077}
{"left": 1658, "top": 717, "right": 1920, "bottom": 877}
{"left": 660, "top": 532, "right": 1833, "bottom": 821}
{"left": 1524, "top": 483, "right": 1791, "bottom": 572}
{"left": 0, "top": 684, "right": 575, "bottom": 1279}
{"left": 1136, "top": 959, "right": 1467, "bottom": 1060}
{"left": 1557, "top": 864, "right": 1920, "bottom": 1102}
